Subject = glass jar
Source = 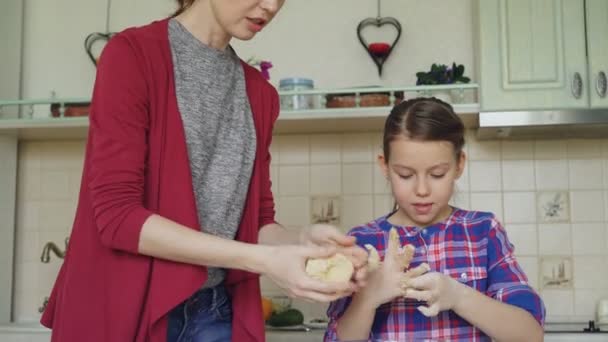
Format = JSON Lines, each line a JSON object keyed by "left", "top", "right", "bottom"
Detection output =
{"left": 279, "top": 78, "right": 315, "bottom": 110}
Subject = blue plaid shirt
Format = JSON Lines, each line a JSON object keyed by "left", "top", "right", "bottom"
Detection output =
{"left": 325, "top": 208, "right": 545, "bottom": 342}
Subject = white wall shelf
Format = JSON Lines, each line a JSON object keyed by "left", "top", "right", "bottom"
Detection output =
{"left": 0, "top": 84, "right": 479, "bottom": 139}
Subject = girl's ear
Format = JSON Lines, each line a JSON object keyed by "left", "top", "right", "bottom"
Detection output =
{"left": 377, "top": 153, "right": 389, "bottom": 179}
{"left": 455, "top": 151, "right": 467, "bottom": 179}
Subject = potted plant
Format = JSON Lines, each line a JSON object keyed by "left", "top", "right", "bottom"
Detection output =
{"left": 415, "top": 63, "right": 471, "bottom": 103}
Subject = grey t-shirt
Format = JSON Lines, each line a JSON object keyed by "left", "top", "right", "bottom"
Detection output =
{"left": 169, "top": 19, "right": 257, "bottom": 288}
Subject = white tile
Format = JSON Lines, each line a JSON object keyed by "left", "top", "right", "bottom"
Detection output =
{"left": 502, "top": 160, "right": 535, "bottom": 191}
{"left": 342, "top": 163, "right": 373, "bottom": 195}
{"left": 574, "top": 289, "right": 608, "bottom": 318}
{"left": 538, "top": 224, "right": 572, "bottom": 255}
{"left": 373, "top": 163, "right": 390, "bottom": 194}
{"left": 569, "top": 159, "right": 604, "bottom": 190}
{"left": 18, "top": 141, "right": 42, "bottom": 170}
{"left": 540, "top": 256, "right": 574, "bottom": 290}
{"left": 605, "top": 191, "right": 608, "bottom": 222}
{"left": 270, "top": 165, "right": 279, "bottom": 196}
{"left": 469, "top": 161, "right": 501, "bottom": 191}
{"left": 40, "top": 142, "right": 82, "bottom": 170}
{"left": 370, "top": 132, "right": 384, "bottom": 154}
{"left": 341, "top": 195, "right": 374, "bottom": 232}
{"left": 341, "top": 133, "right": 373, "bottom": 163}
{"left": 455, "top": 160, "right": 470, "bottom": 192}
{"left": 310, "top": 134, "right": 341, "bottom": 164}
{"left": 516, "top": 256, "right": 539, "bottom": 290}
{"left": 39, "top": 201, "right": 77, "bottom": 231}
{"left": 18, "top": 166, "right": 41, "bottom": 200}
{"left": 40, "top": 170, "right": 70, "bottom": 200}
{"left": 467, "top": 138, "right": 501, "bottom": 161}
{"left": 570, "top": 191, "right": 605, "bottom": 222}
{"left": 535, "top": 160, "right": 569, "bottom": 190}
{"left": 14, "top": 261, "right": 39, "bottom": 300}
{"left": 373, "top": 194, "right": 394, "bottom": 217}
{"left": 567, "top": 139, "right": 603, "bottom": 159}
{"left": 501, "top": 140, "right": 534, "bottom": 160}
{"left": 310, "top": 196, "right": 341, "bottom": 226}
{"left": 535, "top": 140, "right": 567, "bottom": 160}
{"left": 541, "top": 289, "right": 574, "bottom": 317}
{"left": 15, "top": 229, "right": 39, "bottom": 263}
{"left": 537, "top": 191, "right": 570, "bottom": 223}
{"left": 269, "top": 135, "right": 280, "bottom": 165}
{"left": 604, "top": 159, "right": 608, "bottom": 189}
{"left": 12, "top": 289, "right": 40, "bottom": 323}
{"left": 278, "top": 135, "right": 310, "bottom": 165}
{"left": 450, "top": 191, "right": 471, "bottom": 210}
{"left": 278, "top": 166, "right": 310, "bottom": 196}
{"left": 68, "top": 169, "right": 83, "bottom": 198}
{"left": 571, "top": 223, "right": 606, "bottom": 255}
{"left": 573, "top": 256, "right": 608, "bottom": 289}
{"left": 503, "top": 192, "right": 536, "bottom": 224}
{"left": 16, "top": 200, "right": 40, "bottom": 231}
{"left": 276, "top": 196, "right": 309, "bottom": 227}
{"left": 310, "top": 164, "right": 341, "bottom": 195}
{"left": 470, "top": 192, "right": 503, "bottom": 222}
{"left": 506, "top": 224, "right": 538, "bottom": 256}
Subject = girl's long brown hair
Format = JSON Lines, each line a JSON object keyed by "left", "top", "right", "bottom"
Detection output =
{"left": 173, "top": 0, "right": 195, "bottom": 17}
{"left": 382, "top": 97, "right": 465, "bottom": 162}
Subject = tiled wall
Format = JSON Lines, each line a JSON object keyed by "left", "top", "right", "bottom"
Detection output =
{"left": 12, "top": 134, "right": 608, "bottom": 323}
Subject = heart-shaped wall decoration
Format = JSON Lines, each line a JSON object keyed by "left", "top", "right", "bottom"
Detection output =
{"left": 356, "top": 17, "right": 402, "bottom": 76}
{"left": 84, "top": 32, "right": 115, "bottom": 67}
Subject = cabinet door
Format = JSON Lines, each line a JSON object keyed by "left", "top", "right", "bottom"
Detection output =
{"left": 477, "top": 0, "right": 588, "bottom": 111}
{"left": 586, "top": 0, "right": 608, "bottom": 108}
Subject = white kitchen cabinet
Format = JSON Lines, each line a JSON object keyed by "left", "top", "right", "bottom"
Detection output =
{"left": 586, "top": 0, "right": 608, "bottom": 108}
{"left": 476, "top": 0, "right": 600, "bottom": 111}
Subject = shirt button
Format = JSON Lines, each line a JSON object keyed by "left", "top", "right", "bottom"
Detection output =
{"left": 460, "top": 273, "right": 467, "bottom": 281}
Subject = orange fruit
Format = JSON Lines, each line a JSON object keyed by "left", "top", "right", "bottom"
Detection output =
{"left": 262, "top": 297, "right": 273, "bottom": 321}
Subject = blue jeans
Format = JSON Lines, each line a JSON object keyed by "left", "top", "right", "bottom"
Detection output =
{"left": 167, "top": 286, "right": 232, "bottom": 342}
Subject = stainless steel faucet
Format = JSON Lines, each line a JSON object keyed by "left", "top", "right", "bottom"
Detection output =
{"left": 40, "top": 237, "right": 69, "bottom": 263}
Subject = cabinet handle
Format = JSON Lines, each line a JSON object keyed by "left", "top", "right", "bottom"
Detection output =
{"left": 596, "top": 71, "right": 607, "bottom": 98}
{"left": 571, "top": 72, "right": 583, "bottom": 99}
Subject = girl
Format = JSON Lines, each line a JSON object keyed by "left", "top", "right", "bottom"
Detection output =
{"left": 40, "top": 1, "right": 367, "bottom": 341}
{"left": 325, "top": 98, "right": 545, "bottom": 342}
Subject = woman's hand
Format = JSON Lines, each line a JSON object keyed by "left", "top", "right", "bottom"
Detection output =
{"left": 260, "top": 244, "right": 358, "bottom": 302}
{"left": 403, "top": 271, "right": 467, "bottom": 316}
{"left": 300, "top": 224, "right": 369, "bottom": 288}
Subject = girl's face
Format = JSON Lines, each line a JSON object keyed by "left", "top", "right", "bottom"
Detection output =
{"left": 378, "top": 136, "right": 465, "bottom": 228}
{"left": 209, "top": 0, "right": 285, "bottom": 40}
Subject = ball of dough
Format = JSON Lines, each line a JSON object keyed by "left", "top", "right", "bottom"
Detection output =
{"left": 305, "top": 253, "right": 355, "bottom": 283}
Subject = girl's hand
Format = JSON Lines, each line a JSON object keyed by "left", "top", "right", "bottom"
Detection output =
{"left": 358, "top": 228, "right": 429, "bottom": 308}
{"left": 403, "top": 271, "right": 468, "bottom": 316}
{"left": 261, "top": 244, "right": 357, "bottom": 302}
{"left": 300, "top": 224, "right": 369, "bottom": 288}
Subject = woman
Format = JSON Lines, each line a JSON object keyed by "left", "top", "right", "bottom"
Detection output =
{"left": 40, "top": 1, "right": 367, "bottom": 341}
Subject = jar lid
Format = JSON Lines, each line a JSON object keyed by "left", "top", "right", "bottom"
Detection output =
{"left": 279, "top": 78, "right": 314, "bottom": 88}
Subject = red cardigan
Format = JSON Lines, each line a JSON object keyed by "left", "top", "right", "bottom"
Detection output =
{"left": 40, "top": 18, "right": 279, "bottom": 342}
